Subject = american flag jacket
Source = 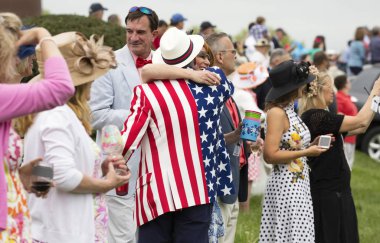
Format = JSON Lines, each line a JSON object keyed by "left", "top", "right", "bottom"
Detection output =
{"left": 121, "top": 67, "right": 235, "bottom": 226}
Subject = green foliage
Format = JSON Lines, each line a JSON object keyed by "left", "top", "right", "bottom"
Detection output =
{"left": 22, "top": 14, "right": 125, "bottom": 50}
{"left": 235, "top": 196, "right": 262, "bottom": 243}
{"left": 235, "top": 151, "right": 380, "bottom": 243}
{"left": 234, "top": 29, "right": 248, "bottom": 43}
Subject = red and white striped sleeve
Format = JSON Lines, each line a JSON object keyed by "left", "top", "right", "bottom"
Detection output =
{"left": 121, "top": 85, "right": 152, "bottom": 160}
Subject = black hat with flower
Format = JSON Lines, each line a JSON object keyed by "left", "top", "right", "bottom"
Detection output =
{"left": 265, "top": 60, "right": 316, "bottom": 102}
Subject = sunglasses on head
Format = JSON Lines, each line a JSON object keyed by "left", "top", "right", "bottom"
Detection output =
{"left": 129, "top": 6, "right": 153, "bottom": 15}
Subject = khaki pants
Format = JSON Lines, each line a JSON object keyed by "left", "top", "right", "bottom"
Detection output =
{"left": 106, "top": 195, "right": 137, "bottom": 243}
{"left": 217, "top": 199, "right": 239, "bottom": 243}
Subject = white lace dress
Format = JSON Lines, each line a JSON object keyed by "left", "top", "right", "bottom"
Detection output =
{"left": 259, "top": 104, "right": 315, "bottom": 242}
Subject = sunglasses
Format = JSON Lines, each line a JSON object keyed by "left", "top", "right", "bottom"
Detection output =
{"left": 129, "top": 6, "right": 153, "bottom": 15}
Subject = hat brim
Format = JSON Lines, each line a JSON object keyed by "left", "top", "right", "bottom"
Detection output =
{"left": 265, "top": 74, "right": 315, "bottom": 102}
{"left": 152, "top": 35, "right": 204, "bottom": 68}
{"left": 232, "top": 68, "right": 269, "bottom": 89}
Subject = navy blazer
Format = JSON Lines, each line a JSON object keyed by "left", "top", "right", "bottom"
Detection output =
{"left": 219, "top": 98, "right": 250, "bottom": 204}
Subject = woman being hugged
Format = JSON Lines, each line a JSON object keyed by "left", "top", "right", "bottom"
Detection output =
{"left": 0, "top": 12, "right": 75, "bottom": 242}
{"left": 299, "top": 71, "right": 380, "bottom": 243}
{"left": 259, "top": 60, "right": 328, "bottom": 242}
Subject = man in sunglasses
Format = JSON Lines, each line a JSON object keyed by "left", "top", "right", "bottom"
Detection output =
{"left": 89, "top": 6, "right": 159, "bottom": 243}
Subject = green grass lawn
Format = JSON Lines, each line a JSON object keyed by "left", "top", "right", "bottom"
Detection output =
{"left": 235, "top": 151, "right": 380, "bottom": 243}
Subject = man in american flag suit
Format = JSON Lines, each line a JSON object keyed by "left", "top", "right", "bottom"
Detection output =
{"left": 120, "top": 27, "right": 235, "bottom": 242}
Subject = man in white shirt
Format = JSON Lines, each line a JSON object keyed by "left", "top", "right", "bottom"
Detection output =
{"left": 89, "top": 6, "right": 158, "bottom": 243}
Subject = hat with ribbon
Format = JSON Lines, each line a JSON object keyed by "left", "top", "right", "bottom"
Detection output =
{"left": 31, "top": 32, "right": 116, "bottom": 86}
{"left": 265, "top": 60, "right": 315, "bottom": 102}
{"left": 232, "top": 62, "right": 269, "bottom": 89}
{"left": 152, "top": 27, "right": 204, "bottom": 68}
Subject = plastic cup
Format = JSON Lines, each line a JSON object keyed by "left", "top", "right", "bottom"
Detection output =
{"left": 240, "top": 110, "right": 261, "bottom": 142}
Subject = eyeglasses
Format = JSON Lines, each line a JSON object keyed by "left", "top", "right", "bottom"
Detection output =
{"left": 220, "top": 49, "right": 237, "bottom": 55}
{"left": 129, "top": 6, "right": 153, "bottom": 15}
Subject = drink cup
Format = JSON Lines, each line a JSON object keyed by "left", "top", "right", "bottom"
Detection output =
{"left": 101, "top": 125, "right": 128, "bottom": 195}
{"left": 115, "top": 183, "right": 129, "bottom": 196}
{"left": 240, "top": 110, "right": 261, "bottom": 142}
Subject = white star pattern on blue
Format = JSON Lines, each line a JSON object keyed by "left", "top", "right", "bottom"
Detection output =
{"left": 187, "top": 67, "right": 235, "bottom": 203}
{"left": 218, "top": 93, "right": 225, "bottom": 103}
{"left": 204, "top": 156, "right": 211, "bottom": 167}
{"left": 207, "top": 143, "right": 214, "bottom": 154}
{"left": 221, "top": 185, "right": 232, "bottom": 196}
{"left": 213, "top": 107, "right": 219, "bottom": 116}
{"left": 200, "top": 132, "right": 208, "bottom": 143}
{"left": 213, "top": 131, "right": 217, "bottom": 140}
{"left": 192, "top": 85, "right": 203, "bottom": 94}
{"left": 205, "top": 119, "right": 213, "bottom": 129}
{"left": 218, "top": 162, "right": 227, "bottom": 172}
{"left": 198, "top": 106, "right": 207, "bottom": 118}
{"left": 205, "top": 94, "right": 215, "bottom": 105}
{"left": 210, "top": 85, "right": 218, "bottom": 92}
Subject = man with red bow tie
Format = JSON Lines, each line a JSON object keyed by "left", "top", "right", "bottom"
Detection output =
{"left": 89, "top": 6, "right": 159, "bottom": 243}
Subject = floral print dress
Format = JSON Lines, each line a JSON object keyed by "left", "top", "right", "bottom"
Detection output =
{"left": 0, "top": 128, "right": 31, "bottom": 243}
{"left": 91, "top": 141, "right": 108, "bottom": 243}
{"left": 259, "top": 104, "right": 315, "bottom": 242}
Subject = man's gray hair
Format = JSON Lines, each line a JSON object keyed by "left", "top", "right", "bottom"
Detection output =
{"left": 269, "top": 48, "right": 289, "bottom": 64}
{"left": 206, "top": 32, "right": 230, "bottom": 54}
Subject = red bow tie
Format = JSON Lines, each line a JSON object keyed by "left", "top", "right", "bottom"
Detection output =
{"left": 136, "top": 57, "right": 152, "bottom": 68}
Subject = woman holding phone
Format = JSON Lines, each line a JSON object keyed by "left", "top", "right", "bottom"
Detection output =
{"left": 259, "top": 60, "right": 328, "bottom": 242}
{"left": 299, "top": 71, "right": 380, "bottom": 243}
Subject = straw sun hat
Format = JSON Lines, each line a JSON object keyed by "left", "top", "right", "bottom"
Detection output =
{"left": 30, "top": 31, "right": 116, "bottom": 85}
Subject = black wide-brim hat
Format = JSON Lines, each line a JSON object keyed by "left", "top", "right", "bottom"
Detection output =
{"left": 265, "top": 60, "right": 316, "bottom": 102}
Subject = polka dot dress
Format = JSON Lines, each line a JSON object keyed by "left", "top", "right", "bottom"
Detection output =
{"left": 259, "top": 104, "right": 315, "bottom": 242}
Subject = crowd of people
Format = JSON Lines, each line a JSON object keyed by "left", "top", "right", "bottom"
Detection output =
{"left": 1, "top": 3, "right": 380, "bottom": 243}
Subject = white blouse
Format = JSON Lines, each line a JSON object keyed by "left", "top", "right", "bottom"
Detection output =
{"left": 24, "top": 105, "right": 96, "bottom": 243}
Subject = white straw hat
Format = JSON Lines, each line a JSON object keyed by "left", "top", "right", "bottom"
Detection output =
{"left": 152, "top": 27, "right": 204, "bottom": 68}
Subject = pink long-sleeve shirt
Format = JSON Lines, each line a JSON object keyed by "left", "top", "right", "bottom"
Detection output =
{"left": 0, "top": 57, "right": 74, "bottom": 231}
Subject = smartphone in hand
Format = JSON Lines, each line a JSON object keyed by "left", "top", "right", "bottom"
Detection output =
{"left": 318, "top": 135, "right": 331, "bottom": 149}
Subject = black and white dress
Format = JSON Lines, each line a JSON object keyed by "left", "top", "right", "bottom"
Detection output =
{"left": 259, "top": 104, "right": 314, "bottom": 242}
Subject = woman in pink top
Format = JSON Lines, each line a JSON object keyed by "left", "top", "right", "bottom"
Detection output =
{"left": 0, "top": 12, "right": 74, "bottom": 241}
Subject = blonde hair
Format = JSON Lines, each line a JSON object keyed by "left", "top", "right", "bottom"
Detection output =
{"left": 67, "top": 82, "right": 93, "bottom": 135}
{"left": 17, "top": 55, "right": 34, "bottom": 77}
{"left": 13, "top": 114, "right": 35, "bottom": 138}
{"left": 265, "top": 89, "right": 300, "bottom": 111}
{"left": 298, "top": 72, "right": 331, "bottom": 115}
{"left": 0, "top": 12, "right": 22, "bottom": 82}
{"left": 14, "top": 82, "right": 93, "bottom": 137}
